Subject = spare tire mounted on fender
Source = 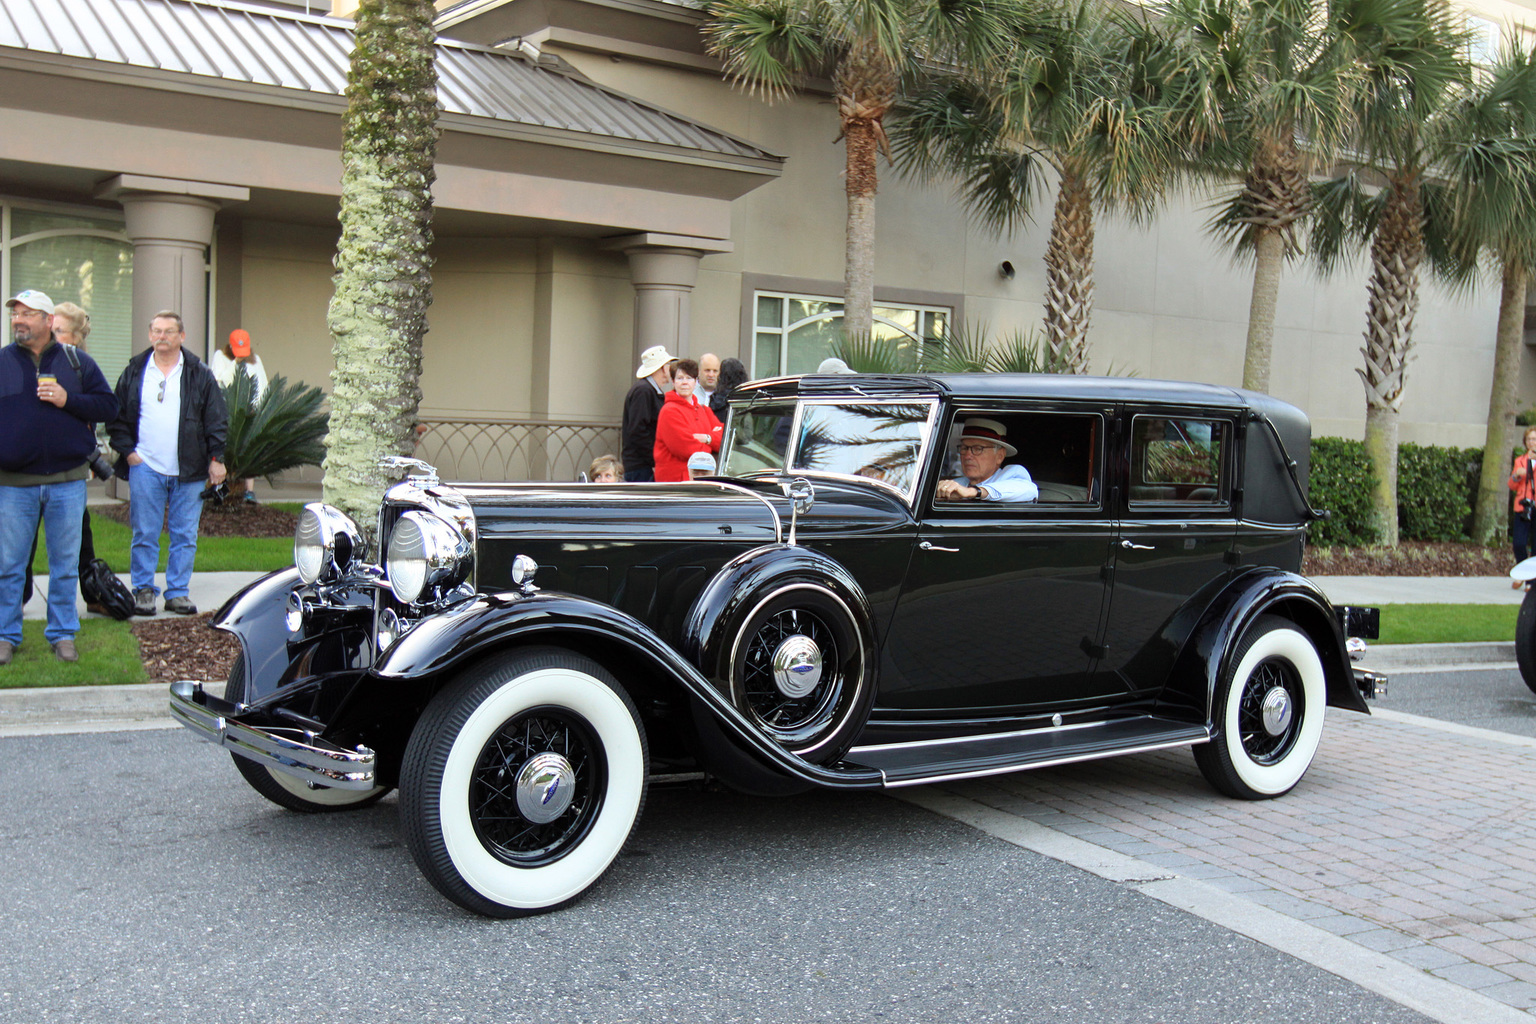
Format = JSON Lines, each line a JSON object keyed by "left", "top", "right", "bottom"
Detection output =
{"left": 686, "top": 548, "right": 876, "bottom": 765}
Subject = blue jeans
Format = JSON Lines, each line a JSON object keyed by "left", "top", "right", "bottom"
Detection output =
{"left": 129, "top": 463, "right": 201, "bottom": 599}
{"left": 0, "top": 480, "right": 86, "bottom": 645}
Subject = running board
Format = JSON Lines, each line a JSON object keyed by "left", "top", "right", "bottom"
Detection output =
{"left": 847, "top": 717, "right": 1211, "bottom": 788}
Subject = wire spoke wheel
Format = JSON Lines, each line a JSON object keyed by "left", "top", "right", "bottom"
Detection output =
{"left": 741, "top": 607, "right": 840, "bottom": 736}
{"left": 1236, "top": 658, "right": 1303, "bottom": 765}
{"left": 470, "top": 708, "right": 605, "bottom": 868}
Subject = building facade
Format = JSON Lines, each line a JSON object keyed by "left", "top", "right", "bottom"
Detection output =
{"left": 1, "top": 0, "right": 1531, "bottom": 481}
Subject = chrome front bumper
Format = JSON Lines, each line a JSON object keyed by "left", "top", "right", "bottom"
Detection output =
{"left": 168, "top": 680, "right": 377, "bottom": 789}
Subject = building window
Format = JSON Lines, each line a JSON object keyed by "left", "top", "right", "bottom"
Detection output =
{"left": 752, "top": 291, "right": 950, "bottom": 378}
{"left": 2, "top": 201, "right": 134, "bottom": 386}
{"left": 1468, "top": 16, "right": 1499, "bottom": 66}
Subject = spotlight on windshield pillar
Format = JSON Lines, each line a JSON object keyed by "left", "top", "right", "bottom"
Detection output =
{"left": 999, "top": 261, "right": 1015, "bottom": 280}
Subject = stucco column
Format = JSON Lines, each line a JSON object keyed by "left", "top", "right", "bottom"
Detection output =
{"left": 96, "top": 175, "right": 249, "bottom": 354}
{"left": 602, "top": 233, "right": 731, "bottom": 365}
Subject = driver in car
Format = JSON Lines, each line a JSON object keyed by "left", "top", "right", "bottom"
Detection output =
{"left": 936, "top": 417, "right": 1038, "bottom": 502}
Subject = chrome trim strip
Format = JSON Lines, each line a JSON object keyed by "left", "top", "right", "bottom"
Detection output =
{"left": 879, "top": 735, "right": 1210, "bottom": 789}
{"left": 710, "top": 481, "right": 783, "bottom": 544}
{"left": 851, "top": 718, "right": 1106, "bottom": 755}
{"left": 168, "top": 681, "right": 376, "bottom": 790}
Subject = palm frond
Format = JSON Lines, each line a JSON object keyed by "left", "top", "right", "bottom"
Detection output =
{"left": 223, "top": 373, "right": 329, "bottom": 484}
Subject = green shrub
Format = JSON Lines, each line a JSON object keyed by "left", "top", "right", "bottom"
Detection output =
{"left": 222, "top": 372, "right": 328, "bottom": 484}
{"left": 1307, "top": 437, "right": 1378, "bottom": 546}
{"left": 1397, "top": 442, "right": 1481, "bottom": 541}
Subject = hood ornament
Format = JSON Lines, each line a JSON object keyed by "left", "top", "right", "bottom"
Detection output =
{"left": 380, "top": 455, "right": 440, "bottom": 488}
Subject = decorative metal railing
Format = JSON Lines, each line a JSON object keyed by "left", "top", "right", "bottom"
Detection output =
{"left": 415, "top": 418, "right": 622, "bottom": 483}
{"left": 272, "top": 418, "right": 624, "bottom": 487}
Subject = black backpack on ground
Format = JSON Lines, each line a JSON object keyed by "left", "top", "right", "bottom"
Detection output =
{"left": 80, "top": 559, "right": 136, "bottom": 621}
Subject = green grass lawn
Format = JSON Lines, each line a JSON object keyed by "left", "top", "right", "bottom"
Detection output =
{"left": 0, "top": 619, "right": 145, "bottom": 688}
{"left": 30, "top": 503, "right": 296, "bottom": 574}
{"left": 1377, "top": 603, "right": 1518, "bottom": 645}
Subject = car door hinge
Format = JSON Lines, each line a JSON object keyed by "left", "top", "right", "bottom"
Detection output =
{"left": 1223, "top": 549, "right": 1240, "bottom": 565}
{"left": 1100, "top": 563, "right": 1114, "bottom": 583}
{"left": 1080, "top": 637, "right": 1108, "bottom": 659}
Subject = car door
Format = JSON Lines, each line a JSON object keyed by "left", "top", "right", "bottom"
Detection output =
{"left": 1092, "top": 409, "right": 1240, "bottom": 696}
{"left": 880, "top": 405, "right": 1123, "bottom": 712}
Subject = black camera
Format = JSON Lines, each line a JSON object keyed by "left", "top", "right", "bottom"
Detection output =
{"left": 87, "top": 452, "right": 114, "bottom": 482}
{"left": 199, "top": 481, "right": 229, "bottom": 504}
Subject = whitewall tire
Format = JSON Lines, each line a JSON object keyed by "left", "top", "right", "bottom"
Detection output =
{"left": 1194, "top": 615, "right": 1326, "bottom": 800}
{"left": 400, "top": 647, "right": 648, "bottom": 917}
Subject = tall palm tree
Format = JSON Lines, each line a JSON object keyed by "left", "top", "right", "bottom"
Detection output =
{"left": 324, "top": 0, "right": 438, "bottom": 537}
{"left": 1306, "top": 0, "right": 1469, "bottom": 545}
{"left": 1162, "top": 0, "right": 1429, "bottom": 394}
{"left": 703, "top": 0, "right": 1022, "bottom": 340}
{"left": 891, "top": 0, "right": 1188, "bottom": 372}
{"left": 1441, "top": 44, "right": 1536, "bottom": 543}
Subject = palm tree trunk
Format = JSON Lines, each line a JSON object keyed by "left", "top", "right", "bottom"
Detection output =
{"left": 1244, "top": 227, "right": 1284, "bottom": 393}
{"left": 1043, "top": 168, "right": 1094, "bottom": 374}
{"left": 1356, "top": 182, "right": 1424, "bottom": 547}
{"left": 843, "top": 114, "right": 878, "bottom": 341}
{"left": 1473, "top": 261, "right": 1528, "bottom": 544}
{"left": 324, "top": 0, "right": 437, "bottom": 537}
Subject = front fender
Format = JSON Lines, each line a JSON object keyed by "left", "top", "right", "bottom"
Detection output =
{"left": 1159, "top": 569, "right": 1367, "bottom": 720}
{"left": 374, "top": 591, "right": 885, "bottom": 790}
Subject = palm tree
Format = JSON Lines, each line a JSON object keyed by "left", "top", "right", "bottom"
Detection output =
{"left": 324, "top": 0, "right": 438, "bottom": 538}
{"left": 890, "top": 0, "right": 1188, "bottom": 373}
{"left": 703, "top": 0, "right": 1022, "bottom": 340}
{"left": 1440, "top": 44, "right": 1536, "bottom": 543}
{"left": 1162, "top": 0, "right": 1429, "bottom": 394}
{"left": 1306, "top": 0, "right": 1469, "bottom": 545}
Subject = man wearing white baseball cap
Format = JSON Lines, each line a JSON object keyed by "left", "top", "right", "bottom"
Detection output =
{"left": 0, "top": 289, "right": 118, "bottom": 664}
{"left": 620, "top": 345, "right": 675, "bottom": 482}
{"left": 935, "top": 416, "right": 1039, "bottom": 502}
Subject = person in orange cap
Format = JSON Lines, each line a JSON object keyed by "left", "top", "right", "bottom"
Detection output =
{"left": 211, "top": 329, "right": 268, "bottom": 503}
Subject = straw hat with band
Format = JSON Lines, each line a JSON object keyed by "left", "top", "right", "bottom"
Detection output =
{"left": 958, "top": 417, "right": 1017, "bottom": 457}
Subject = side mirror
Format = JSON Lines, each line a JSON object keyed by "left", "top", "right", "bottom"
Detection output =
{"left": 783, "top": 477, "right": 814, "bottom": 545}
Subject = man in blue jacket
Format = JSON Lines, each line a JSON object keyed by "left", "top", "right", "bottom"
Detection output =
{"left": 108, "top": 310, "right": 228, "bottom": 617}
{"left": 0, "top": 290, "right": 118, "bottom": 664}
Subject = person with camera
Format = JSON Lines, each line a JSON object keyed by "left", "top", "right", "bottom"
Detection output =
{"left": 0, "top": 290, "right": 118, "bottom": 664}
{"left": 107, "top": 310, "right": 227, "bottom": 616}
{"left": 1511, "top": 426, "right": 1536, "bottom": 589}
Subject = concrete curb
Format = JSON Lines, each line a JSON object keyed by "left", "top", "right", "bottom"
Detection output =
{"left": 1360, "top": 641, "right": 1516, "bottom": 671}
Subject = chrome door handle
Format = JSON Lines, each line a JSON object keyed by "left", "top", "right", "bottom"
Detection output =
{"left": 1120, "top": 540, "right": 1155, "bottom": 550}
{"left": 920, "top": 541, "right": 959, "bottom": 552}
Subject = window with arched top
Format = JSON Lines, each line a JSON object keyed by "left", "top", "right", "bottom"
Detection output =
{"left": 2, "top": 201, "right": 135, "bottom": 386}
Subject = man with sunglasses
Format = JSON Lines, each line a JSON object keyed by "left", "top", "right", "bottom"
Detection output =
{"left": 935, "top": 417, "right": 1038, "bottom": 503}
{"left": 0, "top": 290, "right": 117, "bottom": 664}
{"left": 107, "top": 310, "right": 227, "bottom": 616}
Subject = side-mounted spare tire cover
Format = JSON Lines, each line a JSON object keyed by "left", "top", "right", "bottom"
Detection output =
{"left": 683, "top": 544, "right": 877, "bottom": 764}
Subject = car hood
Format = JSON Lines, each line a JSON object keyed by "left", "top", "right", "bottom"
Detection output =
{"left": 452, "top": 481, "right": 784, "bottom": 545}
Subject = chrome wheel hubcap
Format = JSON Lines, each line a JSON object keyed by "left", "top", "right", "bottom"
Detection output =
{"left": 514, "top": 752, "right": 576, "bottom": 824}
{"left": 771, "top": 634, "right": 823, "bottom": 698}
{"left": 1260, "top": 686, "right": 1293, "bottom": 737}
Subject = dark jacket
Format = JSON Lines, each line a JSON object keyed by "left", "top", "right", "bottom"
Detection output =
{"left": 0, "top": 341, "right": 117, "bottom": 477}
{"left": 108, "top": 346, "right": 228, "bottom": 483}
{"left": 621, "top": 378, "right": 665, "bottom": 475}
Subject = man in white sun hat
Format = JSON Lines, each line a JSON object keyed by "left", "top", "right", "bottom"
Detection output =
{"left": 936, "top": 417, "right": 1038, "bottom": 502}
{"left": 620, "top": 345, "right": 675, "bottom": 482}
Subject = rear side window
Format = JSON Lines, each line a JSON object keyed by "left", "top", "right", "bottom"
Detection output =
{"left": 1130, "top": 416, "right": 1228, "bottom": 505}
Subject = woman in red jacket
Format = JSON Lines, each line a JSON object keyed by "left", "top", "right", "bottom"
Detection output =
{"left": 653, "top": 358, "right": 722, "bottom": 482}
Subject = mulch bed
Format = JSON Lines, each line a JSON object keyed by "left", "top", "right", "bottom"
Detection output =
{"left": 132, "top": 612, "right": 241, "bottom": 685}
{"left": 92, "top": 499, "right": 298, "bottom": 539}
{"left": 1301, "top": 540, "right": 1512, "bottom": 578}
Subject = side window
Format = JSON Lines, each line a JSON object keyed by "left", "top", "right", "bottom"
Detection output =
{"left": 932, "top": 411, "right": 1101, "bottom": 508}
{"left": 1130, "top": 416, "right": 1228, "bottom": 505}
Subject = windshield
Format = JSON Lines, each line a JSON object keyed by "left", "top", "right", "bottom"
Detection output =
{"left": 722, "top": 399, "right": 936, "bottom": 498}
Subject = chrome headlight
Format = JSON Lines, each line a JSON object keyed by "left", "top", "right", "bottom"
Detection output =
{"left": 294, "top": 504, "right": 365, "bottom": 585}
{"left": 386, "top": 510, "right": 471, "bottom": 604}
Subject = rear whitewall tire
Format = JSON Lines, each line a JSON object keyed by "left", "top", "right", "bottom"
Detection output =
{"left": 1194, "top": 616, "right": 1326, "bottom": 800}
{"left": 401, "top": 648, "right": 648, "bottom": 917}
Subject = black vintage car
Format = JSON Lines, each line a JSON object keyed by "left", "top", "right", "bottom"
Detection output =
{"left": 170, "top": 373, "right": 1382, "bottom": 917}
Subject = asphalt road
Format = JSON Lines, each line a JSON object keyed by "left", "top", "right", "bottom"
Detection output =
{"left": 0, "top": 730, "right": 1434, "bottom": 1024}
{"left": 1373, "top": 664, "right": 1536, "bottom": 737}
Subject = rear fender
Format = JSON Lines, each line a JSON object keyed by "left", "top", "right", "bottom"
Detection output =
{"left": 1160, "top": 569, "right": 1367, "bottom": 720}
{"left": 374, "top": 591, "right": 884, "bottom": 790}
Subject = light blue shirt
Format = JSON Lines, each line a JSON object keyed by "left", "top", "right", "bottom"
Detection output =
{"left": 137, "top": 352, "right": 183, "bottom": 478}
{"left": 958, "top": 463, "right": 1038, "bottom": 502}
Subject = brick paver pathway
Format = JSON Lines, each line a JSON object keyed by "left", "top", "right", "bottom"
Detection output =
{"left": 937, "top": 711, "right": 1536, "bottom": 1014}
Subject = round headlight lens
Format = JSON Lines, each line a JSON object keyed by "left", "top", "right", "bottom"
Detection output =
{"left": 386, "top": 510, "right": 469, "bottom": 604}
{"left": 294, "top": 504, "right": 363, "bottom": 585}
